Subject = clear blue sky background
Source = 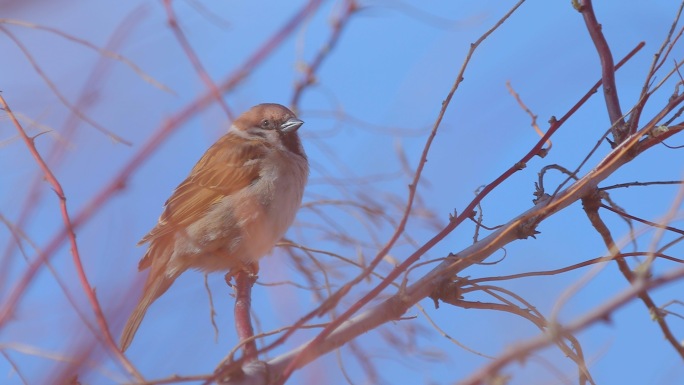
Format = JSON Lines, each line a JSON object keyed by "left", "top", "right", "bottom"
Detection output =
{"left": 1, "top": 1, "right": 683, "bottom": 384}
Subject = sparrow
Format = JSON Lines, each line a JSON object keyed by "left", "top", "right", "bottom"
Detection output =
{"left": 120, "top": 103, "right": 308, "bottom": 352}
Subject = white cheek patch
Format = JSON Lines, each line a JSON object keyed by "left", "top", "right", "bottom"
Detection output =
{"left": 228, "top": 124, "right": 250, "bottom": 137}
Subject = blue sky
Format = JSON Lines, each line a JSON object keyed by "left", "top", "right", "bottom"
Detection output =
{"left": 1, "top": 1, "right": 683, "bottom": 384}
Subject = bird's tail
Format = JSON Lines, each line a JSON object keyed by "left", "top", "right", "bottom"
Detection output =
{"left": 120, "top": 270, "right": 175, "bottom": 352}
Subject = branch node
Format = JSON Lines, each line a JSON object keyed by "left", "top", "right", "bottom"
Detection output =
{"left": 517, "top": 217, "right": 540, "bottom": 239}
{"left": 429, "top": 277, "right": 464, "bottom": 309}
{"left": 532, "top": 181, "right": 551, "bottom": 205}
{"left": 649, "top": 125, "right": 669, "bottom": 138}
{"left": 571, "top": 0, "right": 583, "bottom": 11}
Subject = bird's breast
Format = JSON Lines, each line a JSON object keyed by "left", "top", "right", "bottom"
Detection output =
{"left": 234, "top": 150, "right": 308, "bottom": 261}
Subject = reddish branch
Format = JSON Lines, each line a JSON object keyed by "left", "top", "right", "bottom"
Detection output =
{"left": 628, "top": 1, "right": 684, "bottom": 134}
{"left": 0, "top": 1, "right": 322, "bottom": 382}
{"left": 163, "top": 0, "right": 234, "bottom": 120}
{"left": 0, "top": 350, "right": 28, "bottom": 384}
{"left": 0, "top": 0, "right": 322, "bottom": 325}
{"left": 214, "top": 0, "right": 523, "bottom": 373}
{"left": 578, "top": 0, "right": 626, "bottom": 142}
{"left": 246, "top": 9, "right": 645, "bottom": 385}
{"left": 222, "top": 38, "right": 677, "bottom": 384}
{"left": 0, "top": 8, "right": 146, "bottom": 329}
{"left": 269, "top": 2, "right": 531, "bottom": 382}
{"left": 600, "top": 203, "right": 684, "bottom": 236}
{"left": 0, "top": 95, "right": 144, "bottom": 381}
{"left": 468, "top": 252, "right": 684, "bottom": 284}
{"left": 582, "top": 192, "right": 684, "bottom": 359}
{"left": 454, "top": 284, "right": 593, "bottom": 384}
{"left": 4, "top": 2, "right": 682, "bottom": 383}
{"left": 291, "top": 0, "right": 357, "bottom": 108}
{"left": 232, "top": 270, "right": 259, "bottom": 362}
{"left": 0, "top": 26, "right": 131, "bottom": 145}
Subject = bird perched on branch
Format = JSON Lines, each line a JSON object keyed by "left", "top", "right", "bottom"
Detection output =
{"left": 120, "top": 103, "right": 308, "bottom": 352}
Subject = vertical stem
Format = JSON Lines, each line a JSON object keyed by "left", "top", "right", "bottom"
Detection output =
{"left": 232, "top": 270, "right": 258, "bottom": 362}
{"left": 579, "top": 0, "right": 626, "bottom": 141}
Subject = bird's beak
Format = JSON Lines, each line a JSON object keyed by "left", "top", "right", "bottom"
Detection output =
{"left": 280, "top": 117, "right": 304, "bottom": 133}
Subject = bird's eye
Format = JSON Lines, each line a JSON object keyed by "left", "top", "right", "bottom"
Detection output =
{"left": 261, "top": 119, "right": 272, "bottom": 129}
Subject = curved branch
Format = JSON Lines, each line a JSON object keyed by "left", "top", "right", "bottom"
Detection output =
{"left": 458, "top": 266, "right": 684, "bottom": 385}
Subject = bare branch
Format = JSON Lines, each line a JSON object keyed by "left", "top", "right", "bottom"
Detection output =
{"left": 578, "top": 0, "right": 626, "bottom": 141}
{"left": 458, "top": 265, "right": 684, "bottom": 385}
{"left": 0, "top": 95, "right": 144, "bottom": 381}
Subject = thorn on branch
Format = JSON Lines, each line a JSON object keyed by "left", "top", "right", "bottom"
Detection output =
{"left": 31, "top": 130, "right": 51, "bottom": 142}
{"left": 448, "top": 209, "right": 458, "bottom": 222}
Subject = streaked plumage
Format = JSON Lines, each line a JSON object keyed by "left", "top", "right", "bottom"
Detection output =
{"left": 120, "top": 103, "right": 308, "bottom": 351}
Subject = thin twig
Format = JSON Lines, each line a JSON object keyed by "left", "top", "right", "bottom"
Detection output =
{"left": 253, "top": 49, "right": 680, "bottom": 385}
{"left": 0, "top": 18, "right": 172, "bottom": 93}
{"left": 291, "top": 0, "right": 357, "bottom": 108}
{"left": 629, "top": 1, "right": 684, "bottom": 133}
{"left": 162, "top": 0, "right": 234, "bottom": 120}
{"left": 278, "top": 2, "right": 528, "bottom": 382}
{"left": 0, "top": 0, "right": 322, "bottom": 340}
{"left": 600, "top": 203, "right": 684, "bottom": 236}
{"left": 582, "top": 192, "right": 684, "bottom": 359}
{"left": 458, "top": 266, "right": 684, "bottom": 385}
{"left": 0, "top": 26, "right": 132, "bottom": 145}
{"left": 0, "top": 95, "right": 144, "bottom": 381}
{"left": 506, "top": 81, "right": 552, "bottom": 153}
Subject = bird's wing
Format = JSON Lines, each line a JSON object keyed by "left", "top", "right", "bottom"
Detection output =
{"left": 139, "top": 134, "right": 266, "bottom": 246}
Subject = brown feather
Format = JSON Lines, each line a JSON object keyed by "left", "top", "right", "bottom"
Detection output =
{"left": 139, "top": 134, "right": 266, "bottom": 246}
{"left": 120, "top": 274, "right": 175, "bottom": 351}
